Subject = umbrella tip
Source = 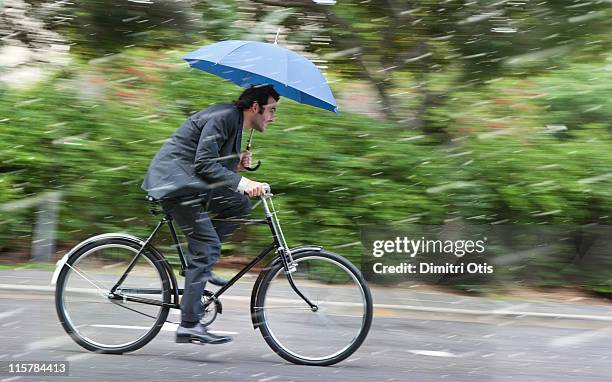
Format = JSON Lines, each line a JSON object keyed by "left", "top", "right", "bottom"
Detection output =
{"left": 274, "top": 28, "right": 281, "bottom": 45}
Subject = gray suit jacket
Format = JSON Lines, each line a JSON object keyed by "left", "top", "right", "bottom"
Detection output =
{"left": 141, "top": 104, "right": 243, "bottom": 200}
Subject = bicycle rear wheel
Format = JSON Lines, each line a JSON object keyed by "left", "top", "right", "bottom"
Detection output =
{"left": 255, "top": 250, "right": 373, "bottom": 366}
{"left": 55, "top": 237, "right": 170, "bottom": 354}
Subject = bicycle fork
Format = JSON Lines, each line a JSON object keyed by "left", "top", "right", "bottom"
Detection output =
{"left": 260, "top": 190, "right": 318, "bottom": 312}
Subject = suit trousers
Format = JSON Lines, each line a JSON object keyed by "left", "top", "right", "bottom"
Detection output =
{"left": 161, "top": 188, "right": 251, "bottom": 322}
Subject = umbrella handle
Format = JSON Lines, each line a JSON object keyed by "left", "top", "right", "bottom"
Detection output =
{"left": 244, "top": 128, "right": 260, "bottom": 171}
{"left": 245, "top": 160, "right": 261, "bottom": 172}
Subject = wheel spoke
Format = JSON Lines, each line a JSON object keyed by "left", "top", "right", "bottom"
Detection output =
{"left": 65, "top": 263, "right": 111, "bottom": 298}
{"left": 109, "top": 300, "right": 162, "bottom": 320}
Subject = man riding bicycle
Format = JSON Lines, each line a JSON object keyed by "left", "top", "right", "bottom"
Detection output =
{"left": 141, "top": 85, "right": 279, "bottom": 344}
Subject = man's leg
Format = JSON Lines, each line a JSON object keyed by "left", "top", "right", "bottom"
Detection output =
{"left": 161, "top": 198, "right": 231, "bottom": 344}
{"left": 206, "top": 189, "right": 251, "bottom": 286}
{"left": 208, "top": 188, "right": 252, "bottom": 241}
{"left": 161, "top": 198, "right": 219, "bottom": 323}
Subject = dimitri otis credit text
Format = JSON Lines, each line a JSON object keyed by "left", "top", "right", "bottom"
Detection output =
{"left": 370, "top": 236, "right": 493, "bottom": 275}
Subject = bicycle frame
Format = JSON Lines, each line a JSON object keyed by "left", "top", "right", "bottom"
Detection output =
{"left": 108, "top": 190, "right": 318, "bottom": 311}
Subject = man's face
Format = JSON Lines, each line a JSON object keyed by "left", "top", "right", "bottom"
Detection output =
{"left": 252, "top": 96, "right": 277, "bottom": 132}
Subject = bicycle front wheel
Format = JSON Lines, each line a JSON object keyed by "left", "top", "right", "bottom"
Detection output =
{"left": 55, "top": 237, "right": 171, "bottom": 354}
{"left": 255, "top": 250, "right": 373, "bottom": 366}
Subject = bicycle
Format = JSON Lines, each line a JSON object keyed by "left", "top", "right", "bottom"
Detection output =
{"left": 53, "top": 184, "right": 373, "bottom": 366}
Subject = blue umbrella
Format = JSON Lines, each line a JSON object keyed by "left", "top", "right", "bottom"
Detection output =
{"left": 182, "top": 40, "right": 338, "bottom": 113}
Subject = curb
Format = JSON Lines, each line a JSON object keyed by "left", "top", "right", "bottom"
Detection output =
{"left": 372, "top": 302, "right": 612, "bottom": 322}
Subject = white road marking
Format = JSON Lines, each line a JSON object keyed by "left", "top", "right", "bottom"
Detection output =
{"left": 549, "top": 327, "right": 612, "bottom": 347}
{"left": 65, "top": 353, "right": 96, "bottom": 362}
{"left": 2, "top": 376, "right": 23, "bottom": 382}
{"left": 408, "top": 350, "right": 459, "bottom": 357}
{"left": 0, "top": 308, "right": 25, "bottom": 320}
{"left": 258, "top": 376, "right": 279, "bottom": 382}
{"left": 26, "top": 335, "right": 73, "bottom": 350}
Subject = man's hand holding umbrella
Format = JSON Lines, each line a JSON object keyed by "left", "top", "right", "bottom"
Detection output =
{"left": 236, "top": 150, "right": 252, "bottom": 172}
{"left": 236, "top": 150, "right": 266, "bottom": 197}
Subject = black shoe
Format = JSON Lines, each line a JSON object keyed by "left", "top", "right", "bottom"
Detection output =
{"left": 209, "top": 272, "right": 228, "bottom": 287}
{"left": 175, "top": 323, "right": 232, "bottom": 345}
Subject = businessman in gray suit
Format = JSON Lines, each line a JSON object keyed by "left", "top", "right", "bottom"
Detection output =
{"left": 142, "top": 85, "right": 279, "bottom": 344}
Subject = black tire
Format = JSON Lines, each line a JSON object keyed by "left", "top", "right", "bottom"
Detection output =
{"left": 55, "top": 237, "right": 171, "bottom": 354}
{"left": 255, "top": 250, "right": 373, "bottom": 366}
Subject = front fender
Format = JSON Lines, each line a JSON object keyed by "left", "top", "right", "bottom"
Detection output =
{"left": 250, "top": 245, "right": 323, "bottom": 329}
{"left": 50, "top": 233, "right": 149, "bottom": 286}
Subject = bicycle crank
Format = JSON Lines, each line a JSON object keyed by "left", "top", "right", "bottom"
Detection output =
{"left": 200, "top": 290, "right": 222, "bottom": 326}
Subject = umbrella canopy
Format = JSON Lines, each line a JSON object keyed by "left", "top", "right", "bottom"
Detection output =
{"left": 182, "top": 40, "right": 338, "bottom": 113}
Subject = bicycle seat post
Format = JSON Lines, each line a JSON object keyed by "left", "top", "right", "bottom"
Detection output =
{"left": 146, "top": 195, "right": 187, "bottom": 276}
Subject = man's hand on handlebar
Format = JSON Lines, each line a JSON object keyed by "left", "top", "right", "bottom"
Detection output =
{"left": 244, "top": 179, "right": 266, "bottom": 197}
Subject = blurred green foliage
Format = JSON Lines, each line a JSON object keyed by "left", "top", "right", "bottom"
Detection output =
{"left": 0, "top": 46, "right": 610, "bottom": 293}
{"left": 3, "top": 0, "right": 612, "bottom": 293}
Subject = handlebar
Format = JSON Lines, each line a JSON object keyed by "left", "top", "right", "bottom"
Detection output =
{"left": 262, "top": 182, "right": 271, "bottom": 196}
{"left": 242, "top": 182, "right": 271, "bottom": 198}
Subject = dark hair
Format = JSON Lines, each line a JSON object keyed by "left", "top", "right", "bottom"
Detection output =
{"left": 233, "top": 84, "right": 280, "bottom": 113}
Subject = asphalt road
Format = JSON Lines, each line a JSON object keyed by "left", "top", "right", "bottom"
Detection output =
{"left": 1, "top": 287, "right": 611, "bottom": 382}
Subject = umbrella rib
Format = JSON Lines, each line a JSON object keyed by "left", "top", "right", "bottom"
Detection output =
{"left": 213, "top": 40, "right": 249, "bottom": 65}
{"left": 284, "top": 49, "right": 289, "bottom": 87}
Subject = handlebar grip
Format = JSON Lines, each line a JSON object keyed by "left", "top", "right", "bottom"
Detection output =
{"left": 262, "top": 183, "right": 271, "bottom": 195}
{"left": 241, "top": 182, "right": 271, "bottom": 197}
